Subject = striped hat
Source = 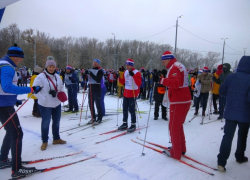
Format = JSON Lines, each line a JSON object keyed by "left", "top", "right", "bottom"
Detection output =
{"left": 126, "top": 59, "right": 134, "bottom": 66}
{"left": 66, "top": 65, "right": 73, "bottom": 70}
{"left": 7, "top": 44, "right": 24, "bottom": 58}
{"left": 203, "top": 67, "right": 209, "bottom": 73}
{"left": 161, "top": 51, "right": 174, "bottom": 60}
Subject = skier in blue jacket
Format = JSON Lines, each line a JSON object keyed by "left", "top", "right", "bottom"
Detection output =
{"left": 0, "top": 44, "right": 41, "bottom": 179}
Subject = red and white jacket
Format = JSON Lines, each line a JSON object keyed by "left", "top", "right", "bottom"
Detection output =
{"left": 108, "top": 73, "right": 116, "bottom": 83}
{"left": 160, "top": 59, "right": 191, "bottom": 105}
{"left": 119, "top": 68, "right": 141, "bottom": 98}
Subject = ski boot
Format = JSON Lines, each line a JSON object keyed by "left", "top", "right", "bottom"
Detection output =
{"left": 118, "top": 123, "right": 128, "bottom": 131}
{"left": 127, "top": 124, "right": 136, "bottom": 133}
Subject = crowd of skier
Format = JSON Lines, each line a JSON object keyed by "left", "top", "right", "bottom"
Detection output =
{"left": 0, "top": 43, "right": 249, "bottom": 179}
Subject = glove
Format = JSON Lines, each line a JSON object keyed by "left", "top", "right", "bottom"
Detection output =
{"left": 16, "top": 100, "right": 22, "bottom": 107}
{"left": 193, "top": 85, "right": 195, "bottom": 88}
{"left": 32, "top": 86, "right": 43, "bottom": 94}
{"left": 129, "top": 71, "right": 134, "bottom": 76}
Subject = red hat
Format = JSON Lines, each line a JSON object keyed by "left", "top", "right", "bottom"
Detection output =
{"left": 203, "top": 66, "right": 209, "bottom": 72}
{"left": 162, "top": 51, "right": 175, "bottom": 60}
{"left": 126, "top": 59, "right": 134, "bottom": 66}
{"left": 66, "top": 65, "right": 73, "bottom": 70}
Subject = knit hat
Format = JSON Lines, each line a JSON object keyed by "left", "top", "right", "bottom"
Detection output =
{"left": 7, "top": 44, "right": 24, "bottom": 58}
{"left": 203, "top": 66, "right": 209, "bottom": 73}
{"left": 66, "top": 65, "right": 73, "bottom": 70}
{"left": 93, "top": 59, "right": 100, "bottom": 65}
{"left": 126, "top": 59, "right": 134, "bottom": 66}
{"left": 162, "top": 51, "right": 174, "bottom": 60}
{"left": 34, "top": 67, "right": 43, "bottom": 73}
{"left": 45, "top": 56, "right": 56, "bottom": 68}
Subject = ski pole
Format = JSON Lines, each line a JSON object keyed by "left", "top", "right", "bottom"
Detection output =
{"left": 142, "top": 82, "right": 156, "bottom": 155}
{"left": 0, "top": 94, "right": 34, "bottom": 130}
{"left": 89, "top": 75, "right": 95, "bottom": 129}
{"left": 79, "top": 76, "right": 87, "bottom": 126}
{"left": 85, "top": 98, "right": 89, "bottom": 120}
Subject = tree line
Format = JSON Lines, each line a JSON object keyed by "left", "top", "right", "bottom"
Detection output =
{"left": 0, "top": 23, "right": 222, "bottom": 70}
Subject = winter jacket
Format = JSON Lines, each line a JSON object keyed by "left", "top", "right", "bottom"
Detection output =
{"left": 0, "top": 55, "right": 31, "bottom": 107}
{"left": 212, "top": 73, "right": 220, "bottom": 95}
{"left": 87, "top": 67, "right": 103, "bottom": 92}
{"left": 213, "top": 63, "right": 232, "bottom": 86}
{"left": 154, "top": 79, "right": 166, "bottom": 102}
{"left": 219, "top": 56, "right": 250, "bottom": 123}
{"left": 117, "top": 71, "right": 124, "bottom": 87}
{"left": 197, "top": 73, "right": 213, "bottom": 93}
{"left": 108, "top": 73, "right": 116, "bottom": 83}
{"left": 65, "top": 69, "right": 79, "bottom": 89}
{"left": 160, "top": 59, "right": 191, "bottom": 105}
{"left": 33, "top": 70, "right": 64, "bottom": 108}
{"left": 28, "top": 75, "right": 38, "bottom": 99}
{"left": 119, "top": 68, "right": 142, "bottom": 98}
{"left": 193, "top": 80, "right": 201, "bottom": 98}
{"left": 190, "top": 77, "right": 196, "bottom": 90}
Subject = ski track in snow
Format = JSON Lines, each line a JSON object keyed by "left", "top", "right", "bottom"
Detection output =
{"left": 1, "top": 93, "right": 250, "bottom": 180}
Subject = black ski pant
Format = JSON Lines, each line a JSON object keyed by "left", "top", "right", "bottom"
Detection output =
{"left": 123, "top": 97, "right": 136, "bottom": 124}
{"left": 195, "top": 92, "right": 209, "bottom": 112}
{"left": 154, "top": 100, "right": 166, "bottom": 118}
{"left": 217, "top": 119, "right": 250, "bottom": 167}
{"left": 33, "top": 99, "right": 41, "bottom": 116}
{"left": 0, "top": 106, "right": 23, "bottom": 171}
{"left": 213, "top": 94, "right": 219, "bottom": 111}
{"left": 88, "top": 91, "right": 103, "bottom": 121}
{"left": 108, "top": 82, "right": 115, "bottom": 94}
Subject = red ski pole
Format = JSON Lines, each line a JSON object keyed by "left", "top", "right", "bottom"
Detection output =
{"left": 0, "top": 94, "right": 34, "bottom": 130}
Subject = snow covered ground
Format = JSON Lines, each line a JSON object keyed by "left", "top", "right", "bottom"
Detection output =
{"left": 1, "top": 92, "right": 250, "bottom": 180}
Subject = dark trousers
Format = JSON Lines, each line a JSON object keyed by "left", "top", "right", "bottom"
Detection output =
{"left": 88, "top": 91, "right": 103, "bottom": 120}
{"left": 219, "top": 95, "right": 226, "bottom": 117}
{"left": 147, "top": 86, "right": 151, "bottom": 99}
{"left": 22, "top": 78, "right": 27, "bottom": 87}
{"left": 17, "top": 79, "right": 22, "bottom": 87}
{"left": 67, "top": 88, "right": 78, "bottom": 111}
{"left": 154, "top": 101, "right": 166, "bottom": 118}
{"left": 217, "top": 119, "right": 250, "bottom": 166}
{"left": 0, "top": 106, "right": 23, "bottom": 171}
{"left": 39, "top": 104, "right": 61, "bottom": 143}
{"left": 195, "top": 92, "right": 209, "bottom": 112}
{"left": 108, "top": 82, "right": 114, "bottom": 94}
{"left": 33, "top": 99, "right": 41, "bottom": 116}
{"left": 213, "top": 94, "right": 219, "bottom": 111}
{"left": 123, "top": 97, "right": 136, "bottom": 124}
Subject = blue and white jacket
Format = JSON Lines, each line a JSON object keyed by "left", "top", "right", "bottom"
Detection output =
{"left": 0, "top": 55, "right": 31, "bottom": 107}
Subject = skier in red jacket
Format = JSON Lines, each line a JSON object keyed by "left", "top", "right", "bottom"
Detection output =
{"left": 118, "top": 59, "right": 141, "bottom": 133}
{"left": 159, "top": 51, "right": 191, "bottom": 160}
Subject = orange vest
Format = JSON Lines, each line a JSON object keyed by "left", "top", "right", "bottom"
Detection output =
{"left": 191, "top": 77, "right": 196, "bottom": 90}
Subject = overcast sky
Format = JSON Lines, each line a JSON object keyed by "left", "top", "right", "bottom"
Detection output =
{"left": 1, "top": 0, "right": 250, "bottom": 66}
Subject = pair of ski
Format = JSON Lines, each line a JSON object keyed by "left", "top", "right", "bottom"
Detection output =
{"left": 132, "top": 137, "right": 217, "bottom": 176}
{"left": 69, "top": 113, "right": 118, "bottom": 120}
{"left": 189, "top": 115, "right": 223, "bottom": 125}
{"left": 66, "top": 119, "right": 112, "bottom": 135}
{"left": 95, "top": 126, "right": 147, "bottom": 144}
{"left": 60, "top": 118, "right": 111, "bottom": 134}
{"left": 8, "top": 151, "right": 96, "bottom": 180}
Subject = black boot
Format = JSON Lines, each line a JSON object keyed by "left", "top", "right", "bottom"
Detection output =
{"left": 127, "top": 124, "right": 136, "bottom": 133}
{"left": 236, "top": 156, "right": 248, "bottom": 164}
{"left": 118, "top": 123, "right": 128, "bottom": 131}
{"left": 202, "top": 111, "right": 205, "bottom": 117}
{"left": 194, "top": 110, "right": 198, "bottom": 115}
{"left": 154, "top": 117, "right": 158, "bottom": 120}
{"left": 11, "top": 166, "right": 37, "bottom": 179}
{"left": 64, "top": 109, "right": 73, "bottom": 112}
{"left": 162, "top": 117, "right": 168, "bottom": 121}
{"left": 0, "top": 159, "right": 11, "bottom": 169}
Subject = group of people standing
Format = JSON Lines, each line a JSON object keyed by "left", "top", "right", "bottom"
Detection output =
{"left": 0, "top": 43, "right": 249, "bottom": 179}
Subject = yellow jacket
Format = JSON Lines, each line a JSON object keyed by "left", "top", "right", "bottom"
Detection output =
{"left": 118, "top": 71, "right": 124, "bottom": 87}
{"left": 212, "top": 73, "right": 220, "bottom": 95}
{"left": 28, "top": 75, "right": 38, "bottom": 99}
